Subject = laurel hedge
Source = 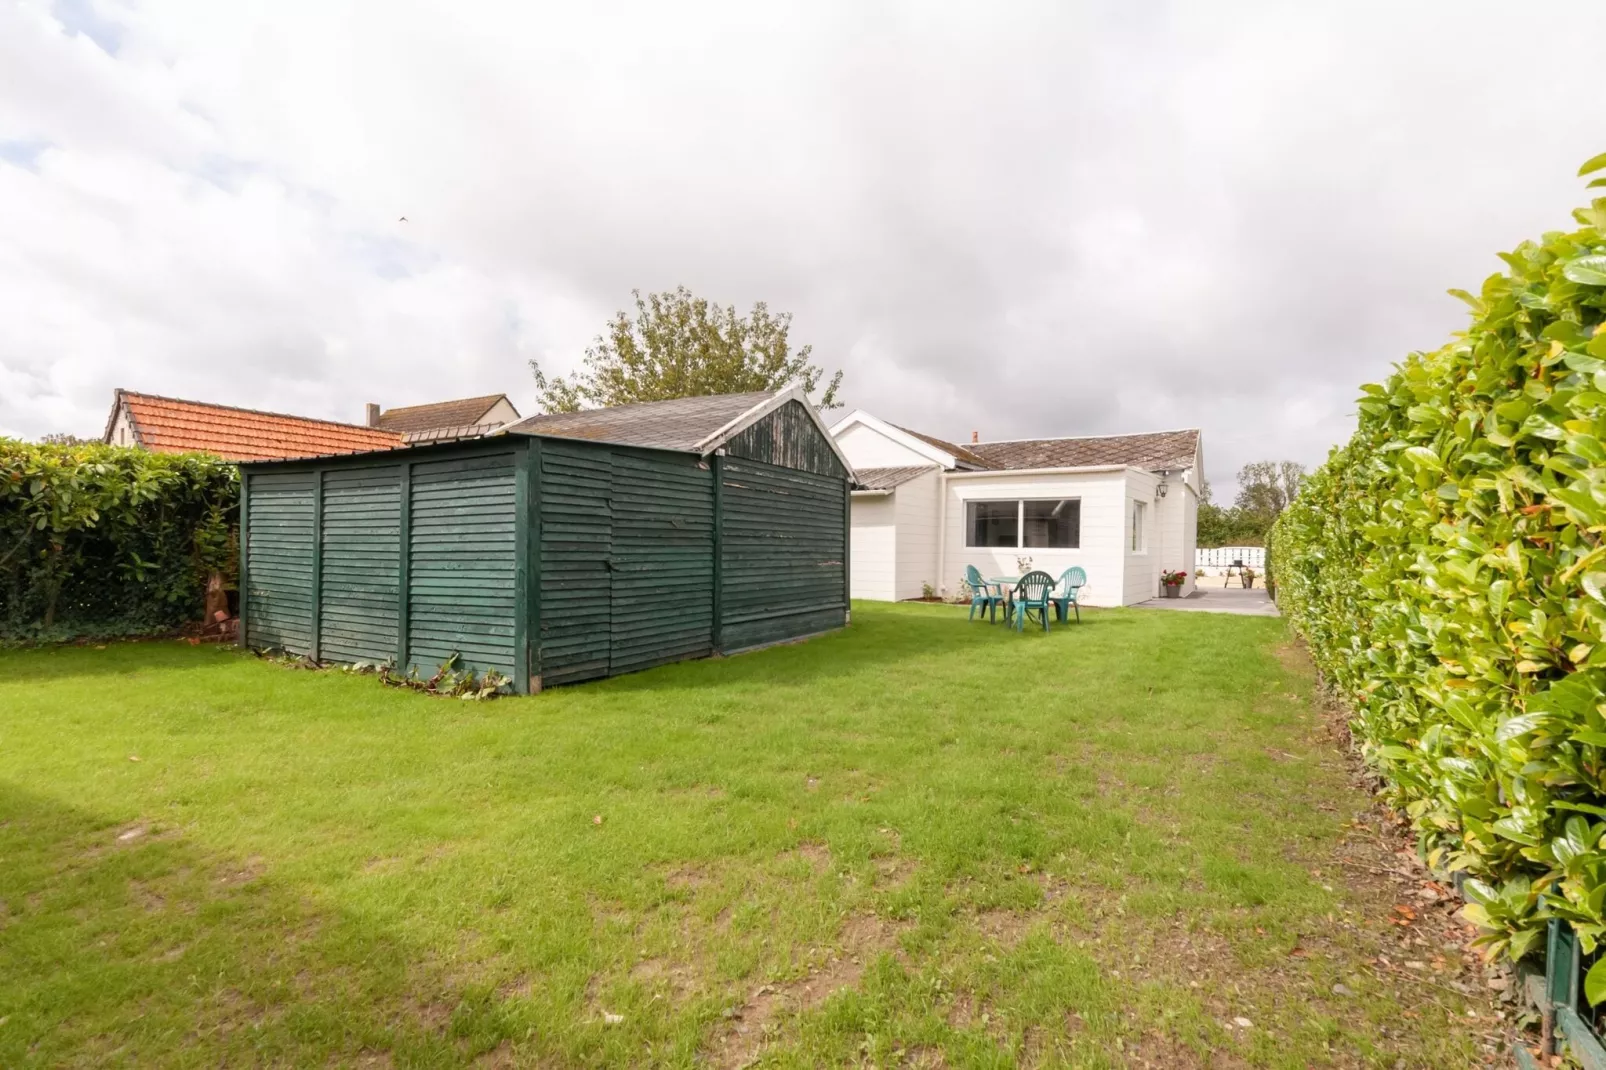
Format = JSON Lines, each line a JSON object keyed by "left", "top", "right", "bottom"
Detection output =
{"left": 1271, "top": 155, "right": 1606, "bottom": 976}
{"left": 0, "top": 441, "right": 238, "bottom": 641}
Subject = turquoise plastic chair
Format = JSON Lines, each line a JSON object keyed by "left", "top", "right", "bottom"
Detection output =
{"left": 965, "top": 565, "right": 1005, "bottom": 623}
{"left": 1051, "top": 566, "right": 1087, "bottom": 623}
{"left": 1012, "top": 570, "right": 1057, "bottom": 632}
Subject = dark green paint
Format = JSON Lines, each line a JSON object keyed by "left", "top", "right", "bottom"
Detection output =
{"left": 241, "top": 412, "right": 849, "bottom": 688}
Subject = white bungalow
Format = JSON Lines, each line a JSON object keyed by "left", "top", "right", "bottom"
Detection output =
{"left": 830, "top": 411, "right": 1202, "bottom": 607}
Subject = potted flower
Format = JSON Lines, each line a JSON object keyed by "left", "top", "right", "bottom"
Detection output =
{"left": 1242, "top": 566, "right": 1256, "bottom": 589}
{"left": 1160, "top": 569, "right": 1187, "bottom": 598}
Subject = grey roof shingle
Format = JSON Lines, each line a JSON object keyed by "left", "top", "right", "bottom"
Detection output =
{"left": 854, "top": 465, "right": 938, "bottom": 491}
{"left": 502, "top": 392, "right": 774, "bottom": 451}
{"left": 967, "top": 429, "right": 1200, "bottom": 472}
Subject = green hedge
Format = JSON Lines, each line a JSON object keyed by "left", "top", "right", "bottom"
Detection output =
{"left": 1278, "top": 156, "right": 1606, "bottom": 963}
{"left": 0, "top": 441, "right": 238, "bottom": 641}
{"left": 1271, "top": 156, "right": 1606, "bottom": 972}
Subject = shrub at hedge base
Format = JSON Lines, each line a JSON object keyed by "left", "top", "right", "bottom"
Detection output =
{"left": 0, "top": 441, "right": 238, "bottom": 641}
{"left": 1271, "top": 157, "right": 1606, "bottom": 984}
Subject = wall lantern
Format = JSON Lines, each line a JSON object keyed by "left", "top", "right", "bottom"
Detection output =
{"left": 1156, "top": 473, "right": 1169, "bottom": 498}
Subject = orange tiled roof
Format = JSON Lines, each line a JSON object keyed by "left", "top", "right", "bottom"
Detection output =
{"left": 107, "top": 390, "right": 403, "bottom": 461}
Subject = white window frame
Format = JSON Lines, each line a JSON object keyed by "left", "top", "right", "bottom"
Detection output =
{"left": 1130, "top": 500, "right": 1147, "bottom": 553}
{"left": 965, "top": 497, "right": 1081, "bottom": 550}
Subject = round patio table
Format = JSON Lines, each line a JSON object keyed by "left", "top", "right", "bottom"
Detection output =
{"left": 987, "top": 576, "right": 1022, "bottom": 620}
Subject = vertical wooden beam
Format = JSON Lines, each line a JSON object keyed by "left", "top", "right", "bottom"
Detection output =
{"left": 842, "top": 472, "right": 851, "bottom": 625}
{"left": 236, "top": 468, "right": 250, "bottom": 648}
{"left": 396, "top": 460, "right": 411, "bottom": 672}
{"left": 527, "top": 437, "right": 543, "bottom": 693}
{"left": 309, "top": 469, "right": 323, "bottom": 662}
{"left": 711, "top": 450, "right": 724, "bottom": 654}
{"left": 513, "top": 443, "right": 531, "bottom": 695}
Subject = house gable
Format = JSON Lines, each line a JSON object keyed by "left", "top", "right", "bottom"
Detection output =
{"left": 830, "top": 411, "right": 956, "bottom": 470}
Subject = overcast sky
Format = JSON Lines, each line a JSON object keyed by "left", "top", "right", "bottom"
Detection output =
{"left": 2, "top": 1, "right": 1603, "bottom": 492}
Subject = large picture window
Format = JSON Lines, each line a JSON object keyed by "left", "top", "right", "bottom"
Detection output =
{"left": 965, "top": 499, "right": 1080, "bottom": 549}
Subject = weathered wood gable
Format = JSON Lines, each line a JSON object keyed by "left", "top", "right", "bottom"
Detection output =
{"left": 722, "top": 400, "right": 846, "bottom": 478}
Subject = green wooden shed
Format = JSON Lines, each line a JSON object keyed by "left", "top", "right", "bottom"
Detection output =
{"left": 237, "top": 388, "right": 854, "bottom": 692}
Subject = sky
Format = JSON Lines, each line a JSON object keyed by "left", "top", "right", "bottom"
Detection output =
{"left": 2, "top": 1, "right": 1603, "bottom": 494}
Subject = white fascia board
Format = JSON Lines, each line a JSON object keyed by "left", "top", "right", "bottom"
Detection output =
{"left": 942, "top": 465, "right": 1130, "bottom": 479}
{"left": 828, "top": 409, "right": 958, "bottom": 469}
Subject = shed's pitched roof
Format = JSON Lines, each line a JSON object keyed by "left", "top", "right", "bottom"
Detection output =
{"left": 503, "top": 392, "right": 777, "bottom": 451}
{"left": 376, "top": 394, "right": 514, "bottom": 433}
{"left": 967, "top": 429, "right": 1200, "bottom": 472}
{"left": 105, "top": 390, "right": 403, "bottom": 461}
{"left": 854, "top": 466, "right": 937, "bottom": 491}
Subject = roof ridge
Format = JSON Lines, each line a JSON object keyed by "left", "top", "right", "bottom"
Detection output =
{"left": 973, "top": 427, "right": 1200, "bottom": 445}
{"left": 379, "top": 393, "right": 507, "bottom": 416}
{"left": 118, "top": 389, "right": 395, "bottom": 433}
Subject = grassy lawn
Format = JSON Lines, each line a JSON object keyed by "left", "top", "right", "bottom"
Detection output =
{"left": 0, "top": 602, "right": 1489, "bottom": 1068}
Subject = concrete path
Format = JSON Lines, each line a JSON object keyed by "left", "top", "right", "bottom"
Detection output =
{"left": 1134, "top": 585, "right": 1280, "bottom": 617}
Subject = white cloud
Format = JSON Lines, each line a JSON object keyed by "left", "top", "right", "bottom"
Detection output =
{"left": 1, "top": 0, "right": 1603, "bottom": 491}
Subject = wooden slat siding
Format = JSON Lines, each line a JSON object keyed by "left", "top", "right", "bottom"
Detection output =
{"left": 237, "top": 471, "right": 250, "bottom": 648}
{"left": 526, "top": 438, "right": 542, "bottom": 690}
{"left": 244, "top": 469, "right": 316, "bottom": 654}
{"left": 396, "top": 460, "right": 411, "bottom": 668}
{"left": 309, "top": 471, "right": 323, "bottom": 660}
{"left": 711, "top": 452, "right": 724, "bottom": 653}
{"left": 719, "top": 456, "right": 847, "bottom": 651}
{"left": 537, "top": 441, "right": 613, "bottom": 685}
{"left": 406, "top": 452, "right": 518, "bottom": 678}
{"left": 608, "top": 448, "right": 714, "bottom": 675}
{"left": 318, "top": 466, "right": 401, "bottom": 666}
{"left": 513, "top": 443, "right": 531, "bottom": 694}
{"left": 721, "top": 399, "right": 846, "bottom": 478}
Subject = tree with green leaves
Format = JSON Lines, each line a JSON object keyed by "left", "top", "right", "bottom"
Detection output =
{"left": 1195, "top": 463, "right": 1306, "bottom": 547}
{"left": 530, "top": 287, "right": 843, "bottom": 413}
{"left": 1233, "top": 460, "right": 1305, "bottom": 529}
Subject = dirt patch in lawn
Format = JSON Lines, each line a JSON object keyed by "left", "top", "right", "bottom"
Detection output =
{"left": 706, "top": 912, "right": 910, "bottom": 1069}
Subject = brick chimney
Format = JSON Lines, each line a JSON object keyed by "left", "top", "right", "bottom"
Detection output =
{"left": 366, "top": 402, "right": 381, "bottom": 427}
{"left": 971, "top": 430, "right": 979, "bottom": 444}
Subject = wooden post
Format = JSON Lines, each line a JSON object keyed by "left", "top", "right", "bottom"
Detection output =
{"left": 711, "top": 450, "right": 724, "bottom": 654}
{"left": 396, "top": 460, "right": 411, "bottom": 672}
{"left": 236, "top": 470, "right": 250, "bottom": 648}
{"left": 309, "top": 469, "right": 323, "bottom": 662}
{"left": 842, "top": 472, "right": 851, "bottom": 625}
{"left": 527, "top": 437, "right": 543, "bottom": 693}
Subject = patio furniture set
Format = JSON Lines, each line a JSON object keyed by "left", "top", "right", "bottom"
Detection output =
{"left": 964, "top": 565, "right": 1086, "bottom": 632}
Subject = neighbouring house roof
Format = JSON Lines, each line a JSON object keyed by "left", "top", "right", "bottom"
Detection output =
{"left": 375, "top": 394, "right": 516, "bottom": 433}
{"left": 502, "top": 391, "right": 778, "bottom": 451}
{"left": 893, "top": 425, "right": 989, "bottom": 469}
{"left": 966, "top": 429, "right": 1200, "bottom": 472}
{"left": 103, "top": 390, "right": 403, "bottom": 461}
{"left": 855, "top": 466, "right": 937, "bottom": 491}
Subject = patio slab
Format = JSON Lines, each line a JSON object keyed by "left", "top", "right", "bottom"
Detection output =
{"left": 1134, "top": 585, "right": 1280, "bottom": 617}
